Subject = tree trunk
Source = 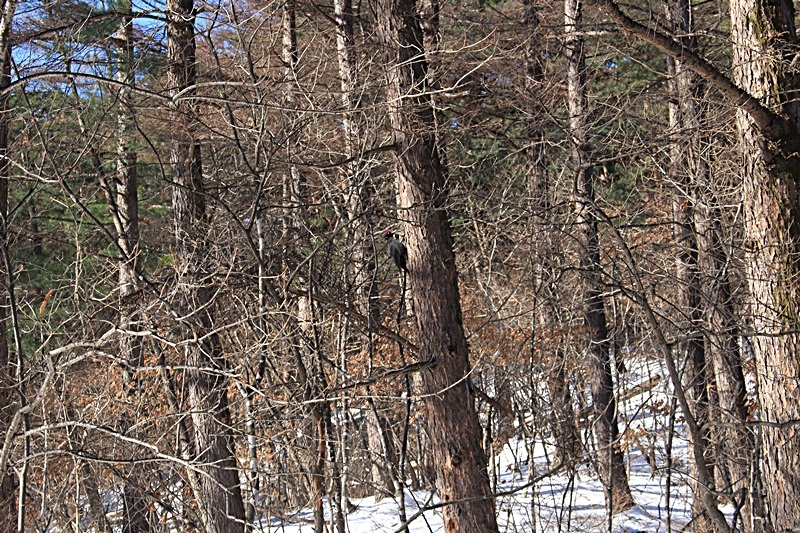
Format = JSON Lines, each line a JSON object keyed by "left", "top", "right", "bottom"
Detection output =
{"left": 0, "top": 50, "right": 11, "bottom": 532}
{"left": 366, "top": 407, "right": 395, "bottom": 499}
{"left": 110, "top": 6, "right": 153, "bottom": 531}
{"left": 79, "top": 462, "right": 113, "bottom": 533}
{"left": 113, "top": 0, "right": 142, "bottom": 392}
{"left": 332, "top": 4, "right": 390, "bottom": 514}
{"left": 335, "top": 0, "right": 378, "bottom": 316}
{"left": 524, "top": 0, "right": 581, "bottom": 469}
{"left": 696, "top": 202, "right": 766, "bottom": 531}
{"left": 0, "top": 2, "right": 18, "bottom": 529}
{"left": 167, "top": 2, "right": 246, "bottom": 532}
{"left": 376, "top": 1, "right": 499, "bottom": 531}
{"left": 565, "top": 0, "right": 634, "bottom": 514}
{"left": 730, "top": 1, "right": 800, "bottom": 529}
{"left": 664, "top": 3, "right": 717, "bottom": 527}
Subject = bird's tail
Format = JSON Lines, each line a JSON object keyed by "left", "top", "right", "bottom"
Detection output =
{"left": 398, "top": 269, "right": 407, "bottom": 319}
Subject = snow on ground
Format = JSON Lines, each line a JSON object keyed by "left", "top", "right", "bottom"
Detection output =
{"left": 258, "top": 358, "right": 711, "bottom": 532}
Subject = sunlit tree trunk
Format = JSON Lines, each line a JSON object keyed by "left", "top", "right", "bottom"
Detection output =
{"left": 376, "top": 0, "right": 499, "bottom": 531}
{"left": 167, "top": 1, "right": 246, "bottom": 531}
{"left": 730, "top": 0, "right": 800, "bottom": 529}
{"left": 109, "top": 4, "right": 152, "bottom": 530}
{"left": 565, "top": 0, "right": 633, "bottom": 514}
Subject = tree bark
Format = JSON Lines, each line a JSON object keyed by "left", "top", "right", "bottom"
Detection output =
{"left": 111, "top": 6, "right": 152, "bottom": 531}
{"left": 167, "top": 1, "right": 246, "bottom": 532}
{"left": 113, "top": 0, "right": 142, "bottom": 391}
{"left": 565, "top": 0, "right": 634, "bottom": 514}
{"left": 730, "top": 0, "right": 800, "bottom": 529}
{"left": 376, "top": 0, "right": 499, "bottom": 531}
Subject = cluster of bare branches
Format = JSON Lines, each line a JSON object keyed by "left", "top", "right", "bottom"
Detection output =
{"left": 0, "top": 0, "right": 799, "bottom": 532}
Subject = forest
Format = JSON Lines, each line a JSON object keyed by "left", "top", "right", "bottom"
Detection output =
{"left": 0, "top": 0, "right": 799, "bottom": 532}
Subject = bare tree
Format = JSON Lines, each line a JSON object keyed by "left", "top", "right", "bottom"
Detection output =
{"left": 524, "top": 0, "right": 581, "bottom": 470}
{"left": 664, "top": 1, "right": 717, "bottom": 527}
{"left": 663, "top": 1, "right": 768, "bottom": 529}
{"left": 565, "top": 0, "right": 634, "bottom": 515}
{"left": 167, "top": 0, "right": 246, "bottom": 531}
{"left": 729, "top": 0, "right": 800, "bottom": 528}
{"left": 109, "top": 4, "right": 153, "bottom": 530}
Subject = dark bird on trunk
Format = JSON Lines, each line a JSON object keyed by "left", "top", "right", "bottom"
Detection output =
{"left": 384, "top": 231, "right": 408, "bottom": 273}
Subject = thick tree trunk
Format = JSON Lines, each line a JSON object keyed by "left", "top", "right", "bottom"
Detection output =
{"left": 167, "top": 2, "right": 246, "bottom": 532}
{"left": 376, "top": 0, "right": 499, "bottom": 531}
{"left": 729, "top": 0, "right": 800, "bottom": 530}
{"left": 565, "top": 0, "right": 633, "bottom": 514}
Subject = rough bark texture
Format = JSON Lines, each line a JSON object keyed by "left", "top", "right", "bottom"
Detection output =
{"left": 566, "top": 0, "right": 633, "bottom": 513}
{"left": 729, "top": 0, "right": 800, "bottom": 530}
{"left": 376, "top": 0, "right": 499, "bottom": 531}
{"left": 167, "top": 1, "right": 246, "bottom": 532}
